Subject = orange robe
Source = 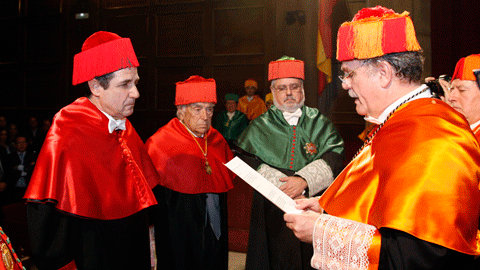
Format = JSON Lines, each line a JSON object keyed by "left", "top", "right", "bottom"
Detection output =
{"left": 237, "top": 95, "right": 267, "bottom": 120}
{"left": 317, "top": 99, "right": 480, "bottom": 269}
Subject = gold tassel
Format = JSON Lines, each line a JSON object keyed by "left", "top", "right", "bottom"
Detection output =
{"left": 405, "top": 17, "right": 421, "bottom": 51}
{"left": 353, "top": 20, "right": 384, "bottom": 60}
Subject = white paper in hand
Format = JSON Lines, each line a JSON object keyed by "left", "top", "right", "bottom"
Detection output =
{"left": 225, "top": 157, "right": 302, "bottom": 214}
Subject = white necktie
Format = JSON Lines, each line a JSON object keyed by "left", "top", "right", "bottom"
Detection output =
{"left": 108, "top": 119, "right": 126, "bottom": 133}
{"left": 283, "top": 108, "right": 302, "bottom": 125}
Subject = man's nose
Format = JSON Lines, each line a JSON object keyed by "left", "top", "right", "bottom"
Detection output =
{"left": 130, "top": 85, "right": 140, "bottom": 99}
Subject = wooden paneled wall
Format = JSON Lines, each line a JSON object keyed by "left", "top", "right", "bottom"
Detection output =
{"left": 0, "top": 0, "right": 286, "bottom": 140}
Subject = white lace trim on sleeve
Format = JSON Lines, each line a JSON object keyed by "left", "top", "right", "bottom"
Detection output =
{"left": 296, "top": 159, "right": 334, "bottom": 196}
{"left": 311, "top": 214, "right": 376, "bottom": 270}
{"left": 257, "top": 163, "right": 287, "bottom": 188}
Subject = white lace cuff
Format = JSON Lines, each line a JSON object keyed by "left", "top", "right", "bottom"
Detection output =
{"left": 311, "top": 214, "right": 379, "bottom": 270}
{"left": 296, "top": 159, "right": 334, "bottom": 196}
{"left": 257, "top": 163, "right": 286, "bottom": 188}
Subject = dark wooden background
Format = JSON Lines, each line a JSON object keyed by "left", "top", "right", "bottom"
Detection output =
{"left": 2, "top": 0, "right": 480, "bottom": 254}
{"left": 0, "top": 0, "right": 328, "bottom": 142}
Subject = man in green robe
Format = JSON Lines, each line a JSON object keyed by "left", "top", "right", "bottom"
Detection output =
{"left": 236, "top": 56, "right": 345, "bottom": 270}
{"left": 213, "top": 93, "right": 249, "bottom": 149}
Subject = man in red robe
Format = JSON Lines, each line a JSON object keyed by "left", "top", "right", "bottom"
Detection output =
{"left": 449, "top": 54, "right": 480, "bottom": 140}
{"left": 284, "top": 6, "right": 480, "bottom": 270}
{"left": 146, "top": 75, "right": 234, "bottom": 270}
{"left": 23, "top": 31, "right": 159, "bottom": 270}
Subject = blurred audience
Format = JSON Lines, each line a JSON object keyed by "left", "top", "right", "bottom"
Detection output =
{"left": 4, "top": 135, "right": 37, "bottom": 204}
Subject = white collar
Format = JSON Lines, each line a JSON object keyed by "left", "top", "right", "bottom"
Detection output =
{"left": 227, "top": 111, "right": 235, "bottom": 119}
{"left": 99, "top": 110, "right": 126, "bottom": 133}
{"left": 282, "top": 108, "right": 302, "bottom": 126}
{"left": 470, "top": 119, "right": 480, "bottom": 130}
{"left": 88, "top": 98, "right": 126, "bottom": 133}
{"left": 365, "top": 85, "right": 432, "bottom": 124}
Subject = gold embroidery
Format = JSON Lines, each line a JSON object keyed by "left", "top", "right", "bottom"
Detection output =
{"left": 1, "top": 242, "right": 14, "bottom": 270}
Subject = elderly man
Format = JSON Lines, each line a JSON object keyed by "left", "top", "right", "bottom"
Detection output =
{"left": 146, "top": 75, "right": 234, "bottom": 270}
{"left": 236, "top": 56, "right": 344, "bottom": 270}
{"left": 449, "top": 54, "right": 480, "bottom": 139}
{"left": 284, "top": 6, "right": 480, "bottom": 270}
{"left": 238, "top": 79, "right": 267, "bottom": 120}
{"left": 213, "top": 93, "right": 249, "bottom": 149}
{"left": 24, "top": 31, "right": 159, "bottom": 270}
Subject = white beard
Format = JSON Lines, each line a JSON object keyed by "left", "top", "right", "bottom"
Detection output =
{"left": 273, "top": 96, "right": 305, "bottom": 113}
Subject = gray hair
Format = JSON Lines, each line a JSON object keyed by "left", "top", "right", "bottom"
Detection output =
{"left": 365, "top": 51, "right": 424, "bottom": 84}
{"left": 176, "top": 104, "right": 188, "bottom": 120}
{"left": 270, "top": 78, "right": 305, "bottom": 88}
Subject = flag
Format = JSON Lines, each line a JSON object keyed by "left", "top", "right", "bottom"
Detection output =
{"left": 317, "top": 0, "right": 339, "bottom": 95}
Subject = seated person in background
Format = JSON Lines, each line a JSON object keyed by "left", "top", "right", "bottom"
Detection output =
{"left": 4, "top": 135, "right": 36, "bottom": 204}
{"left": 238, "top": 79, "right": 267, "bottom": 120}
{"left": 265, "top": 93, "right": 273, "bottom": 110}
{"left": 213, "top": 93, "right": 249, "bottom": 149}
{"left": 0, "top": 128, "right": 11, "bottom": 160}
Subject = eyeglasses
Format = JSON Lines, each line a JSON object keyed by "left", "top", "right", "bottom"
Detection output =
{"left": 273, "top": 83, "right": 303, "bottom": 93}
{"left": 338, "top": 61, "right": 367, "bottom": 83}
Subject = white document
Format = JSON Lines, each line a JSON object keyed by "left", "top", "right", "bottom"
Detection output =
{"left": 225, "top": 157, "right": 302, "bottom": 214}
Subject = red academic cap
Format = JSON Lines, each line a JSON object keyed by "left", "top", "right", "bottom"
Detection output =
{"left": 268, "top": 56, "right": 305, "bottom": 81}
{"left": 175, "top": 75, "right": 217, "bottom": 105}
{"left": 452, "top": 54, "right": 480, "bottom": 81}
{"left": 336, "top": 6, "right": 421, "bottom": 61}
{"left": 72, "top": 31, "right": 139, "bottom": 85}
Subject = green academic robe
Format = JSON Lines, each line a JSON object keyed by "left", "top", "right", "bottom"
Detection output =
{"left": 213, "top": 111, "right": 249, "bottom": 143}
{"left": 236, "top": 105, "right": 344, "bottom": 270}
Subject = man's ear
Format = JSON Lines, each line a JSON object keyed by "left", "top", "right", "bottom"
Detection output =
{"left": 88, "top": 79, "right": 102, "bottom": 97}
{"left": 377, "top": 61, "right": 394, "bottom": 88}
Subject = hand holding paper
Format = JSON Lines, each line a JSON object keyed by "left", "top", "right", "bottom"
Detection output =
{"left": 224, "top": 157, "right": 303, "bottom": 214}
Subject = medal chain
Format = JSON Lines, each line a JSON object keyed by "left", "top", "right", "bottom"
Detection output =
{"left": 353, "top": 88, "right": 428, "bottom": 159}
{"left": 180, "top": 120, "right": 212, "bottom": 174}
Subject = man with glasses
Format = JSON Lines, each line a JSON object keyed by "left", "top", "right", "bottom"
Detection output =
{"left": 236, "top": 56, "right": 344, "bottom": 270}
{"left": 146, "top": 75, "right": 234, "bottom": 270}
{"left": 284, "top": 6, "right": 480, "bottom": 270}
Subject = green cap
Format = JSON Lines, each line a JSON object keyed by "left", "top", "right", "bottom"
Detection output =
{"left": 225, "top": 93, "right": 239, "bottom": 102}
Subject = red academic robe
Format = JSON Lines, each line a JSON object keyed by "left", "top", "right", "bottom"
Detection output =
{"left": 146, "top": 118, "right": 234, "bottom": 270}
{"left": 146, "top": 117, "right": 234, "bottom": 194}
{"left": 24, "top": 97, "right": 158, "bottom": 220}
{"left": 23, "top": 97, "right": 159, "bottom": 270}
